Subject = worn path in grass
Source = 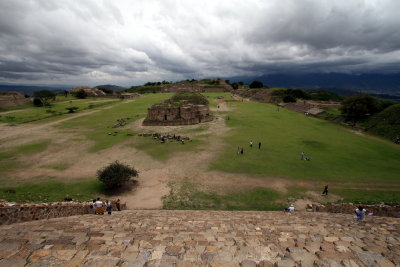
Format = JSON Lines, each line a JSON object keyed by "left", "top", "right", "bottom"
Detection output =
{"left": 123, "top": 101, "right": 318, "bottom": 209}
{"left": 125, "top": 102, "right": 279, "bottom": 208}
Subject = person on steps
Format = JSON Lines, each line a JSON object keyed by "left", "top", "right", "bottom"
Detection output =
{"left": 355, "top": 206, "right": 366, "bottom": 221}
{"left": 106, "top": 200, "right": 112, "bottom": 215}
{"left": 322, "top": 185, "right": 329, "bottom": 196}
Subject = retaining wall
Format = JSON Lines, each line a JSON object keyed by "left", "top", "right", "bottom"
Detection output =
{"left": 0, "top": 201, "right": 127, "bottom": 225}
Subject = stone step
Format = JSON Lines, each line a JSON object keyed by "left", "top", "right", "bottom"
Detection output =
{"left": 0, "top": 210, "right": 399, "bottom": 266}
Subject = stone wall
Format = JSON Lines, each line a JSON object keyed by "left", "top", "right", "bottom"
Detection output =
{"left": 312, "top": 203, "right": 400, "bottom": 218}
{"left": 0, "top": 201, "right": 127, "bottom": 226}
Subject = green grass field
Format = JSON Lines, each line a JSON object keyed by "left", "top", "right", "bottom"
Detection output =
{"left": 211, "top": 101, "right": 400, "bottom": 184}
{"left": 1, "top": 92, "right": 399, "bottom": 207}
{"left": 56, "top": 94, "right": 172, "bottom": 152}
{"left": 0, "top": 180, "right": 104, "bottom": 203}
{"left": 0, "top": 97, "right": 118, "bottom": 124}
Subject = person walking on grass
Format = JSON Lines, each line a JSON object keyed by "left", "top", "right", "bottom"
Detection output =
{"left": 322, "top": 185, "right": 329, "bottom": 196}
{"left": 237, "top": 146, "right": 240, "bottom": 155}
{"left": 300, "top": 152, "right": 305, "bottom": 160}
{"left": 249, "top": 140, "right": 253, "bottom": 148}
{"left": 240, "top": 147, "right": 244, "bottom": 155}
{"left": 258, "top": 142, "right": 261, "bottom": 149}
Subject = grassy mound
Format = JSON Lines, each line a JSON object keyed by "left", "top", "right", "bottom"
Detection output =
{"left": 170, "top": 92, "right": 209, "bottom": 105}
{"left": 365, "top": 104, "right": 400, "bottom": 141}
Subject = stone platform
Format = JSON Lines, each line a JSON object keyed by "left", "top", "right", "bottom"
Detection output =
{"left": 0, "top": 210, "right": 399, "bottom": 266}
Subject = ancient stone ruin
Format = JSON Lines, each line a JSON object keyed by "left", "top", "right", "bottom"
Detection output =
{"left": 70, "top": 86, "right": 106, "bottom": 97}
{"left": 161, "top": 79, "right": 231, "bottom": 93}
{"left": 143, "top": 99, "right": 213, "bottom": 126}
{"left": 0, "top": 91, "right": 31, "bottom": 108}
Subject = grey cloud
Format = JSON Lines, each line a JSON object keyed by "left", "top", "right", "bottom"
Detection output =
{"left": 0, "top": 0, "right": 399, "bottom": 85}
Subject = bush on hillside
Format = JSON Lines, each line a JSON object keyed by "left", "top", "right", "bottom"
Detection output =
{"left": 170, "top": 92, "right": 209, "bottom": 105}
{"left": 306, "top": 90, "right": 343, "bottom": 101}
{"left": 73, "top": 89, "right": 87, "bottom": 99}
{"left": 249, "top": 80, "right": 264, "bottom": 88}
{"left": 231, "top": 83, "right": 239, "bottom": 90}
{"left": 340, "top": 94, "right": 383, "bottom": 121}
{"left": 97, "top": 161, "right": 138, "bottom": 189}
{"left": 285, "top": 89, "right": 310, "bottom": 99}
{"left": 364, "top": 104, "right": 400, "bottom": 141}
{"left": 283, "top": 95, "right": 296, "bottom": 103}
{"left": 126, "top": 86, "right": 161, "bottom": 94}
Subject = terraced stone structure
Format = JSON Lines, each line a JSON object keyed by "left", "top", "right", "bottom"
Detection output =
{"left": 70, "top": 86, "right": 107, "bottom": 97}
{"left": 0, "top": 91, "right": 31, "bottom": 108}
{"left": 0, "top": 210, "right": 399, "bottom": 266}
{"left": 143, "top": 99, "right": 213, "bottom": 126}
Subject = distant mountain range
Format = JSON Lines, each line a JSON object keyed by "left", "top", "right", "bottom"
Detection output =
{"left": 1, "top": 73, "right": 400, "bottom": 100}
{"left": 232, "top": 72, "right": 400, "bottom": 91}
{"left": 0, "top": 84, "right": 70, "bottom": 95}
{"left": 0, "top": 84, "right": 126, "bottom": 95}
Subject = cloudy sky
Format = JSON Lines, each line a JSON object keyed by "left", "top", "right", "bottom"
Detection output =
{"left": 0, "top": 0, "right": 399, "bottom": 86}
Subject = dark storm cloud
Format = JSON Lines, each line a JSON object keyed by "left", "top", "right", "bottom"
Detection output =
{"left": 0, "top": 0, "right": 399, "bottom": 85}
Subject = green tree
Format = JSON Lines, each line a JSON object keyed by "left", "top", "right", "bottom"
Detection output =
{"left": 74, "top": 89, "right": 87, "bottom": 99}
{"left": 231, "top": 83, "right": 239, "bottom": 90}
{"left": 249, "top": 80, "right": 263, "bottom": 88}
{"left": 33, "top": 90, "right": 56, "bottom": 106}
{"left": 97, "top": 161, "right": 138, "bottom": 189}
{"left": 283, "top": 95, "right": 296, "bottom": 103}
{"left": 340, "top": 94, "right": 382, "bottom": 121}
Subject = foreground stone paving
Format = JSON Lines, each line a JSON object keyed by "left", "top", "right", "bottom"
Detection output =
{"left": 0, "top": 210, "right": 399, "bottom": 266}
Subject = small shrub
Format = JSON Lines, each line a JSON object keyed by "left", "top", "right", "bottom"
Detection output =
{"left": 249, "top": 80, "right": 263, "bottom": 88}
{"left": 33, "top": 98, "right": 43, "bottom": 107}
{"left": 283, "top": 95, "right": 296, "bottom": 103}
{"left": 66, "top": 107, "right": 79, "bottom": 113}
{"left": 97, "top": 161, "right": 138, "bottom": 189}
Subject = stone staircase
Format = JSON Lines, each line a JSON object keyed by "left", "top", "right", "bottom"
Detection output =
{"left": 0, "top": 210, "right": 399, "bottom": 266}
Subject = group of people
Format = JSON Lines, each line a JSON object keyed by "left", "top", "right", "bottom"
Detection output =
{"left": 284, "top": 203, "right": 369, "bottom": 222}
{"left": 300, "top": 152, "right": 311, "bottom": 161}
{"left": 90, "top": 198, "right": 121, "bottom": 215}
{"left": 237, "top": 140, "right": 262, "bottom": 155}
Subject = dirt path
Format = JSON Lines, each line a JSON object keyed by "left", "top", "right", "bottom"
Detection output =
{"left": 0, "top": 107, "right": 110, "bottom": 142}
{"left": 122, "top": 102, "right": 233, "bottom": 208}
{"left": 0, "top": 109, "right": 25, "bottom": 115}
